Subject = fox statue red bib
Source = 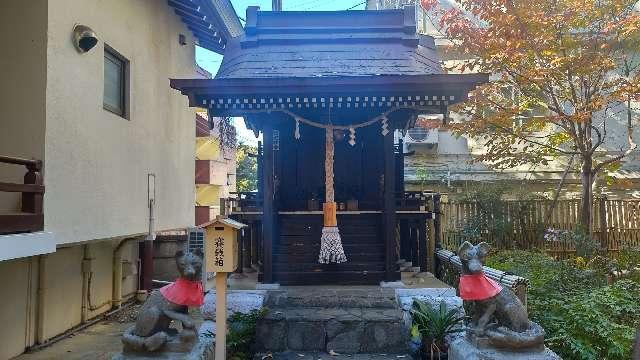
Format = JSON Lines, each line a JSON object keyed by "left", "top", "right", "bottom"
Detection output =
{"left": 159, "top": 278, "right": 204, "bottom": 307}
{"left": 459, "top": 273, "right": 502, "bottom": 301}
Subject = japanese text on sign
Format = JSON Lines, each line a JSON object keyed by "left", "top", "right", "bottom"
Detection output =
{"left": 214, "top": 236, "right": 224, "bottom": 267}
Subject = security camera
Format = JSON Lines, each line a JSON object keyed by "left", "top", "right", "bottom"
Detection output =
{"left": 72, "top": 24, "right": 98, "bottom": 53}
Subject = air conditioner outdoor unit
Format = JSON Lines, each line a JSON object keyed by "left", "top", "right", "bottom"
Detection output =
{"left": 405, "top": 128, "right": 438, "bottom": 146}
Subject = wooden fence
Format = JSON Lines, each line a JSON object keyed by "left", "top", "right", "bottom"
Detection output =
{"left": 440, "top": 198, "right": 640, "bottom": 257}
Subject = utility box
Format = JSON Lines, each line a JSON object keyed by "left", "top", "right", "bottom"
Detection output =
{"left": 199, "top": 217, "right": 246, "bottom": 273}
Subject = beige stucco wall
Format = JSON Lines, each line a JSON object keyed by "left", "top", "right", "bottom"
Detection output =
{"left": 0, "top": 0, "right": 47, "bottom": 212}
{"left": 0, "top": 239, "right": 139, "bottom": 358}
{"left": 0, "top": 258, "right": 39, "bottom": 359}
{"left": 44, "top": 0, "right": 197, "bottom": 245}
{"left": 39, "top": 240, "right": 138, "bottom": 339}
{"left": 41, "top": 247, "right": 84, "bottom": 338}
{"left": 1, "top": 1, "right": 199, "bottom": 356}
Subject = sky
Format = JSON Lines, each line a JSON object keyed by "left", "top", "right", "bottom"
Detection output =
{"left": 195, "top": 0, "right": 367, "bottom": 145}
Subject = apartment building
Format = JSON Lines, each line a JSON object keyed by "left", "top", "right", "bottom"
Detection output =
{"left": 0, "top": 1, "right": 241, "bottom": 358}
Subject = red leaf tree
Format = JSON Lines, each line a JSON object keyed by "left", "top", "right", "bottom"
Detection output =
{"left": 423, "top": 0, "right": 640, "bottom": 232}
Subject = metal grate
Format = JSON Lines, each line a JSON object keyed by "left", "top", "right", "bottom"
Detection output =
{"left": 187, "top": 228, "right": 205, "bottom": 253}
{"left": 407, "top": 128, "right": 429, "bottom": 142}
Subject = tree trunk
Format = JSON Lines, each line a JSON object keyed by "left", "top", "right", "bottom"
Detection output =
{"left": 580, "top": 156, "right": 595, "bottom": 234}
{"left": 546, "top": 155, "right": 575, "bottom": 226}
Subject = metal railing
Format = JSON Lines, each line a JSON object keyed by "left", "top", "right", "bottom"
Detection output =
{"left": 0, "top": 155, "right": 44, "bottom": 234}
{"left": 222, "top": 192, "right": 263, "bottom": 215}
{"left": 396, "top": 190, "right": 438, "bottom": 211}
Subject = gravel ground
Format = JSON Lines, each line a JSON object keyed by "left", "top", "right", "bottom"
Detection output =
{"left": 107, "top": 303, "right": 142, "bottom": 323}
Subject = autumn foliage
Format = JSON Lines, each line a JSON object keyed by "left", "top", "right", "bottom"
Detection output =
{"left": 421, "top": 0, "right": 640, "bottom": 229}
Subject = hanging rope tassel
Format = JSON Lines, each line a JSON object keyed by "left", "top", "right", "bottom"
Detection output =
{"left": 319, "top": 127, "right": 347, "bottom": 264}
{"left": 294, "top": 118, "right": 301, "bottom": 140}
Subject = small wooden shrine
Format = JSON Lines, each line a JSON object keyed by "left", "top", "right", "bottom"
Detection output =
{"left": 171, "top": 5, "right": 486, "bottom": 285}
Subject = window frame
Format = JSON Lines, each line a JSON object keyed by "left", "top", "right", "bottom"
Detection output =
{"left": 103, "top": 44, "right": 130, "bottom": 119}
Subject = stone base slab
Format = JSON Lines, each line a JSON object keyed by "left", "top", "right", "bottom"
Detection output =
{"left": 253, "top": 351, "right": 411, "bottom": 359}
{"left": 448, "top": 336, "right": 561, "bottom": 360}
{"left": 112, "top": 322, "right": 215, "bottom": 360}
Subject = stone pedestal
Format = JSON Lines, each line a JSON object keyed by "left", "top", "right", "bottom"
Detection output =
{"left": 112, "top": 322, "right": 215, "bottom": 360}
{"left": 448, "top": 335, "right": 561, "bottom": 360}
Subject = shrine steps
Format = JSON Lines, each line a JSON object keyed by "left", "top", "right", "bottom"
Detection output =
{"left": 254, "top": 287, "right": 410, "bottom": 355}
{"left": 272, "top": 213, "right": 400, "bottom": 285}
{"left": 269, "top": 271, "right": 388, "bottom": 285}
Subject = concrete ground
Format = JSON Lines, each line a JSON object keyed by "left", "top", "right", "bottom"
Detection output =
{"left": 16, "top": 305, "right": 205, "bottom": 360}
{"left": 17, "top": 271, "right": 448, "bottom": 360}
{"left": 16, "top": 321, "right": 131, "bottom": 360}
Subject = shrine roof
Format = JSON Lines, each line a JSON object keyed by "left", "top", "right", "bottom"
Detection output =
{"left": 198, "top": 216, "right": 246, "bottom": 229}
{"left": 167, "top": 0, "right": 243, "bottom": 54}
{"left": 170, "top": 5, "right": 488, "bottom": 114}
{"left": 215, "top": 5, "right": 441, "bottom": 79}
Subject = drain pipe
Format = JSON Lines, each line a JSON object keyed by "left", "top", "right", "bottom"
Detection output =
{"left": 112, "top": 237, "right": 138, "bottom": 307}
{"left": 81, "top": 244, "right": 91, "bottom": 323}
{"left": 142, "top": 189, "right": 156, "bottom": 290}
{"left": 36, "top": 254, "right": 48, "bottom": 344}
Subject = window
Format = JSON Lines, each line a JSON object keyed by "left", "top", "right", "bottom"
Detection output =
{"left": 103, "top": 45, "right": 129, "bottom": 118}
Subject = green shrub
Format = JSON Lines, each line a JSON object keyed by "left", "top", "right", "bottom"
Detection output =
{"left": 487, "top": 251, "right": 640, "bottom": 360}
{"left": 227, "top": 308, "right": 267, "bottom": 360}
{"left": 411, "top": 299, "right": 465, "bottom": 351}
{"left": 544, "top": 280, "right": 640, "bottom": 360}
{"left": 486, "top": 250, "right": 606, "bottom": 294}
{"left": 611, "top": 247, "right": 640, "bottom": 283}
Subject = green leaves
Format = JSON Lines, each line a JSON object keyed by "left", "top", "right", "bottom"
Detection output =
{"left": 410, "top": 299, "right": 465, "bottom": 347}
{"left": 432, "top": 0, "right": 640, "bottom": 213}
{"left": 487, "top": 251, "right": 640, "bottom": 360}
{"left": 226, "top": 308, "right": 267, "bottom": 360}
{"left": 236, "top": 143, "right": 258, "bottom": 192}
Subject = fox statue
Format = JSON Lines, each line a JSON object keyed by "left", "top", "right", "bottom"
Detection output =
{"left": 122, "top": 249, "right": 204, "bottom": 352}
{"left": 457, "top": 241, "right": 545, "bottom": 349}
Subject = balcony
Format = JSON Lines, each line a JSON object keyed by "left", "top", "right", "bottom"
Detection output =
{"left": 0, "top": 155, "right": 55, "bottom": 261}
{"left": 0, "top": 156, "right": 44, "bottom": 234}
{"left": 195, "top": 159, "right": 229, "bottom": 185}
{"left": 224, "top": 192, "right": 263, "bottom": 214}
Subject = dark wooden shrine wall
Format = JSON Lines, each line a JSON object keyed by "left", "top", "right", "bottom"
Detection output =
{"left": 274, "top": 119, "right": 385, "bottom": 211}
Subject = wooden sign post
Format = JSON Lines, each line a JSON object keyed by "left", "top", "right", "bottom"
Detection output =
{"left": 199, "top": 217, "right": 246, "bottom": 360}
{"left": 215, "top": 272, "right": 227, "bottom": 360}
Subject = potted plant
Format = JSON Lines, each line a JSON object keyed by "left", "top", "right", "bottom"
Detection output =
{"left": 410, "top": 299, "right": 465, "bottom": 360}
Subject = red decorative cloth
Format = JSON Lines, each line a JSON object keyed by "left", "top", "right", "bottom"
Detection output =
{"left": 159, "top": 278, "right": 204, "bottom": 307}
{"left": 459, "top": 273, "right": 502, "bottom": 301}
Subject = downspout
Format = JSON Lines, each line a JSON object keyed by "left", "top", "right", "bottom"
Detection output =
{"left": 141, "top": 173, "right": 156, "bottom": 291}
{"left": 112, "top": 237, "right": 138, "bottom": 307}
{"left": 81, "top": 244, "right": 90, "bottom": 323}
{"left": 36, "top": 254, "right": 48, "bottom": 344}
{"left": 142, "top": 197, "right": 156, "bottom": 290}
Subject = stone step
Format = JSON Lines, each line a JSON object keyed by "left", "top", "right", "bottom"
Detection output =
{"left": 264, "top": 288, "right": 398, "bottom": 308}
{"left": 263, "top": 307, "right": 405, "bottom": 322}
{"left": 255, "top": 306, "right": 408, "bottom": 354}
{"left": 273, "top": 261, "right": 387, "bottom": 272}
